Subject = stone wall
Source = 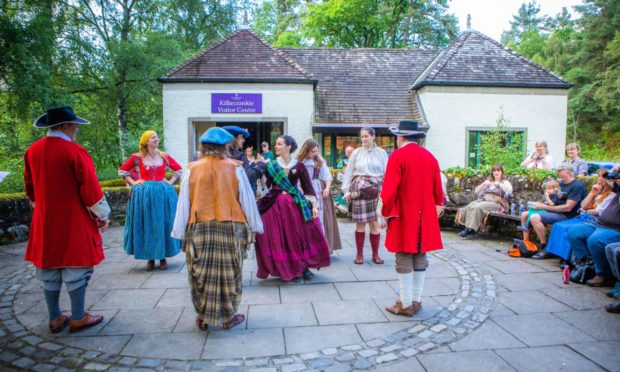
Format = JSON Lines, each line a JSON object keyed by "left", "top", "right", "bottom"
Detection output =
{"left": 0, "top": 175, "right": 596, "bottom": 245}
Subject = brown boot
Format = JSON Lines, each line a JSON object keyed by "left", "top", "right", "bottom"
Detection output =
{"left": 69, "top": 313, "right": 103, "bottom": 333}
{"left": 386, "top": 300, "right": 419, "bottom": 317}
{"left": 370, "top": 233, "right": 384, "bottom": 264}
{"left": 354, "top": 231, "right": 365, "bottom": 264}
{"left": 48, "top": 314, "right": 70, "bottom": 334}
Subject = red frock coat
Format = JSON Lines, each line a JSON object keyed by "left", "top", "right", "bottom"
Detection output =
{"left": 24, "top": 137, "right": 105, "bottom": 269}
{"left": 381, "top": 143, "right": 444, "bottom": 254}
{"left": 118, "top": 153, "right": 182, "bottom": 181}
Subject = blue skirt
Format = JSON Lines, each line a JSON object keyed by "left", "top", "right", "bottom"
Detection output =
{"left": 124, "top": 181, "right": 180, "bottom": 260}
{"left": 546, "top": 214, "right": 597, "bottom": 260}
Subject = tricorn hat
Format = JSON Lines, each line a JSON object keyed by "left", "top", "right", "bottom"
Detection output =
{"left": 33, "top": 106, "right": 90, "bottom": 128}
{"left": 223, "top": 125, "right": 250, "bottom": 138}
{"left": 388, "top": 120, "right": 426, "bottom": 138}
{"left": 200, "top": 127, "right": 234, "bottom": 145}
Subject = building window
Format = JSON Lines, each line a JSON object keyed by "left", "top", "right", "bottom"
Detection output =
{"left": 467, "top": 129, "right": 525, "bottom": 168}
{"left": 318, "top": 133, "right": 395, "bottom": 168}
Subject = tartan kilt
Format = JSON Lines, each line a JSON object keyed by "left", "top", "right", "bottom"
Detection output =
{"left": 182, "top": 220, "right": 250, "bottom": 326}
{"left": 351, "top": 198, "right": 379, "bottom": 223}
{"left": 350, "top": 176, "right": 381, "bottom": 223}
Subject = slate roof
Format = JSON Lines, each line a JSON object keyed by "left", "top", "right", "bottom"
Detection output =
{"left": 160, "top": 30, "right": 315, "bottom": 83}
{"left": 411, "top": 31, "right": 571, "bottom": 89}
{"left": 282, "top": 48, "right": 438, "bottom": 125}
{"left": 161, "top": 29, "right": 570, "bottom": 126}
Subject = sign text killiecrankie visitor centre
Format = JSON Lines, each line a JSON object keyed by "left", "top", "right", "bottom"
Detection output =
{"left": 211, "top": 93, "right": 262, "bottom": 114}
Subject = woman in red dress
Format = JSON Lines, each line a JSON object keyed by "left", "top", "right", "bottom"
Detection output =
{"left": 118, "top": 130, "right": 182, "bottom": 271}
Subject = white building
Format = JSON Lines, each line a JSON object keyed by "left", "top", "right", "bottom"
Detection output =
{"left": 160, "top": 30, "right": 570, "bottom": 169}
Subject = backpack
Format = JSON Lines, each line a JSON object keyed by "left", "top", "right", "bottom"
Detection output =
{"left": 507, "top": 239, "right": 539, "bottom": 258}
{"left": 569, "top": 257, "right": 596, "bottom": 284}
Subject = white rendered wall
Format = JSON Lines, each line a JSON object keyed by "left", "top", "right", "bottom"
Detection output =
{"left": 162, "top": 83, "right": 314, "bottom": 167}
{"left": 418, "top": 86, "right": 569, "bottom": 170}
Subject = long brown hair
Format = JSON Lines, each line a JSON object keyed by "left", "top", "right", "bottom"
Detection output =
{"left": 487, "top": 164, "right": 505, "bottom": 182}
{"left": 297, "top": 139, "right": 324, "bottom": 169}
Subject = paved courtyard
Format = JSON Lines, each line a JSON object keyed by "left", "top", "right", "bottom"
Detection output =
{"left": 0, "top": 220, "right": 619, "bottom": 371}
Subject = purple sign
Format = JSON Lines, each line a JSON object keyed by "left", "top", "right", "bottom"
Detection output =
{"left": 211, "top": 93, "right": 262, "bottom": 114}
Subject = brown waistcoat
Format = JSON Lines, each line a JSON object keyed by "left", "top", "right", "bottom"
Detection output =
{"left": 188, "top": 156, "right": 247, "bottom": 224}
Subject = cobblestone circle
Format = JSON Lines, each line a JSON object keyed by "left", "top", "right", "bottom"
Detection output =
{"left": 0, "top": 249, "right": 496, "bottom": 371}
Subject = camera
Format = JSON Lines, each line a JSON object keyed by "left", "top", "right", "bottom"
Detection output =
{"left": 604, "top": 172, "right": 620, "bottom": 180}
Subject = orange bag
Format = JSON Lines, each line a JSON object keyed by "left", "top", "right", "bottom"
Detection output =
{"left": 507, "top": 239, "right": 538, "bottom": 258}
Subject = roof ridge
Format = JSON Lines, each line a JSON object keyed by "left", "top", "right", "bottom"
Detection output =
{"left": 466, "top": 30, "right": 570, "bottom": 84}
{"left": 163, "top": 30, "right": 245, "bottom": 78}
{"left": 426, "top": 32, "right": 470, "bottom": 81}
{"left": 245, "top": 30, "right": 314, "bottom": 79}
{"left": 410, "top": 48, "right": 448, "bottom": 89}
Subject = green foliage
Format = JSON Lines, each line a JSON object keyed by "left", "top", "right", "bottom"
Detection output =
{"left": 303, "top": 0, "right": 458, "bottom": 48}
{"left": 444, "top": 166, "right": 556, "bottom": 183}
{"left": 476, "top": 109, "right": 524, "bottom": 170}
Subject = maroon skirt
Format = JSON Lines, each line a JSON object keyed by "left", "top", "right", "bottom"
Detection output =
{"left": 255, "top": 193, "right": 330, "bottom": 281}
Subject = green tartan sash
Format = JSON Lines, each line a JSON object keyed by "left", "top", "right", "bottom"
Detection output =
{"left": 266, "top": 161, "right": 313, "bottom": 222}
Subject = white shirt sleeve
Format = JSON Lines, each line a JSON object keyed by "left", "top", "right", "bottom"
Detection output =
{"left": 341, "top": 149, "right": 357, "bottom": 194}
{"left": 171, "top": 169, "right": 191, "bottom": 239}
{"left": 501, "top": 180, "right": 513, "bottom": 197}
{"left": 320, "top": 162, "right": 332, "bottom": 182}
{"left": 596, "top": 192, "right": 616, "bottom": 214}
{"left": 237, "top": 166, "right": 264, "bottom": 234}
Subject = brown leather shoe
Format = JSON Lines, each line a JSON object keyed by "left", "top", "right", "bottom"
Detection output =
{"left": 48, "top": 314, "right": 70, "bottom": 334}
{"left": 372, "top": 255, "right": 384, "bottom": 264}
{"left": 586, "top": 275, "right": 614, "bottom": 287}
{"left": 386, "top": 300, "right": 421, "bottom": 317}
{"left": 146, "top": 260, "right": 155, "bottom": 271}
{"left": 69, "top": 313, "right": 103, "bottom": 333}
{"left": 159, "top": 259, "right": 168, "bottom": 270}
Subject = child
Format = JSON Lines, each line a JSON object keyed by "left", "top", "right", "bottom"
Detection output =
{"left": 518, "top": 179, "right": 560, "bottom": 233}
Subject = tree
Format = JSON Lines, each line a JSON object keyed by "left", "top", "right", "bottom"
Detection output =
{"left": 303, "top": 0, "right": 457, "bottom": 48}
{"left": 501, "top": 1, "right": 548, "bottom": 46}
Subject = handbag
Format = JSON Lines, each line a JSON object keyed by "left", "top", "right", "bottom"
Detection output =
{"left": 569, "top": 257, "right": 596, "bottom": 284}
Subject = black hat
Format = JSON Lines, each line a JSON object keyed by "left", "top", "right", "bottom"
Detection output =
{"left": 33, "top": 106, "right": 90, "bottom": 128}
{"left": 388, "top": 120, "right": 426, "bottom": 138}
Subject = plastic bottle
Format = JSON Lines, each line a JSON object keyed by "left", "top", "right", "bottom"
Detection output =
{"left": 518, "top": 200, "right": 525, "bottom": 215}
{"left": 510, "top": 202, "right": 516, "bottom": 216}
{"left": 563, "top": 265, "right": 570, "bottom": 284}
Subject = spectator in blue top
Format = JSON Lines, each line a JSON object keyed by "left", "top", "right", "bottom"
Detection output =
{"left": 568, "top": 165, "right": 620, "bottom": 287}
{"left": 561, "top": 143, "right": 588, "bottom": 177}
{"left": 529, "top": 164, "right": 586, "bottom": 258}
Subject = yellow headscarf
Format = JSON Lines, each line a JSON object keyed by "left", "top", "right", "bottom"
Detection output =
{"left": 138, "top": 130, "right": 157, "bottom": 157}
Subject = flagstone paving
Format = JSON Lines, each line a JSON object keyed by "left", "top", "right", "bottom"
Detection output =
{"left": 0, "top": 221, "right": 618, "bottom": 371}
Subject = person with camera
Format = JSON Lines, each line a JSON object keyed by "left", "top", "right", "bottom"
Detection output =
{"left": 543, "top": 168, "right": 616, "bottom": 262}
{"left": 567, "top": 166, "right": 620, "bottom": 287}
{"left": 521, "top": 140, "right": 554, "bottom": 170}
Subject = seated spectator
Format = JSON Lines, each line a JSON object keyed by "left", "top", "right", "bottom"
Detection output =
{"left": 518, "top": 179, "right": 561, "bottom": 233}
{"left": 539, "top": 168, "right": 616, "bottom": 261}
{"left": 605, "top": 242, "right": 620, "bottom": 313}
{"left": 567, "top": 165, "right": 620, "bottom": 287}
{"left": 337, "top": 146, "right": 354, "bottom": 169}
{"left": 528, "top": 164, "right": 586, "bottom": 257}
{"left": 521, "top": 140, "right": 554, "bottom": 170}
{"left": 440, "top": 172, "right": 450, "bottom": 206}
{"left": 456, "top": 164, "right": 512, "bottom": 238}
{"left": 561, "top": 142, "right": 588, "bottom": 177}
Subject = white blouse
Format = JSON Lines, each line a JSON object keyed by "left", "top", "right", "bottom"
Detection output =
{"left": 302, "top": 159, "right": 332, "bottom": 183}
{"left": 341, "top": 146, "right": 389, "bottom": 194}
{"left": 171, "top": 166, "right": 263, "bottom": 239}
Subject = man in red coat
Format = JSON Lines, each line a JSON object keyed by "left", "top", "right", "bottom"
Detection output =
{"left": 381, "top": 120, "right": 444, "bottom": 316}
{"left": 24, "top": 106, "right": 110, "bottom": 333}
